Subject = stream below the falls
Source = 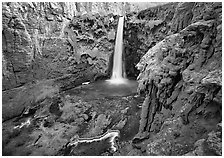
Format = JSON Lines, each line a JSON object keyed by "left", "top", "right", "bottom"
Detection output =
{"left": 68, "top": 79, "right": 139, "bottom": 98}
{"left": 60, "top": 79, "right": 144, "bottom": 155}
{"left": 3, "top": 79, "right": 144, "bottom": 156}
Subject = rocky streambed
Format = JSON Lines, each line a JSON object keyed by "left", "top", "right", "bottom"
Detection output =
{"left": 2, "top": 2, "right": 222, "bottom": 156}
{"left": 2, "top": 80, "right": 145, "bottom": 156}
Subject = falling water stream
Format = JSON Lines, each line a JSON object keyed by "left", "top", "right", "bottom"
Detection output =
{"left": 60, "top": 16, "right": 141, "bottom": 155}
{"left": 75, "top": 16, "right": 138, "bottom": 97}
{"left": 107, "top": 16, "right": 128, "bottom": 84}
{"left": 2, "top": 16, "right": 143, "bottom": 156}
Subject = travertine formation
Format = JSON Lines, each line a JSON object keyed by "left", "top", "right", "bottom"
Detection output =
{"left": 64, "top": 130, "right": 120, "bottom": 155}
{"left": 2, "top": 2, "right": 222, "bottom": 156}
{"left": 2, "top": 2, "right": 165, "bottom": 90}
{"left": 135, "top": 2, "right": 222, "bottom": 156}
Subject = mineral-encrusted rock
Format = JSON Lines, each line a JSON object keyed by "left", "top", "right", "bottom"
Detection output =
{"left": 205, "top": 123, "right": 222, "bottom": 155}
{"left": 171, "top": 2, "right": 195, "bottom": 33}
{"left": 146, "top": 117, "right": 184, "bottom": 155}
{"left": 124, "top": 3, "right": 178, "bottom": 78}
{"left": 184, "top": 123, "right": 222, "bottom": 156}
{"left": 137, "top": 2, "right": 178, "bottom": 21}
{"left": 0, "top": 3, "right": 125, "bottom": 90}
{"left": 135, "top": 2, "right": 221, "bottom": 156}
{"left": 185, "top": 139, "right": 206, "bottom": 156}
{"left": 2, "top": 2, "right": 167, "bottom": 90}
{"left": 86, "top": 114, "right": 112, "bottom": 137}
{"left": 2, "top": 2, "right": 222, "bottom": 156}
{"left": 2, "top": 68, "right": 98, "bottom": 121}
{"left": 2, "top": 2, "right": 106, "bottom": 90}
{"left": 2, "top": 79, "right": 142, "bottom": 156}
{"left": 136, "top": 18, "right": 221, "bottom": 130}
{"left": 2, "top": 2, "right": 74, "bottom": 90}
{"left": 62, "top": 130, "right": 120, "bottom": 156}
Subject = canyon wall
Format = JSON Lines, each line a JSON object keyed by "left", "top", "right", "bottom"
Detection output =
{"left": 124, "top": 3, "right": 178, "bottom": 78}
{"left": 2, "top": 2, "right": 111, "bottom": 90}
{"left": 1, "top": 2, "right": 222, "bottom": 156}
{"left": 2, "top": 2, "right": 166, "bottom": 90}
{"left": 135, "top": 2, "right": 222, "bottom": 155}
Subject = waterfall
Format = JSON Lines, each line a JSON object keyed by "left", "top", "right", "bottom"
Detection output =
{"left": 107, "top": 16, "right": 127, "bottom": 84}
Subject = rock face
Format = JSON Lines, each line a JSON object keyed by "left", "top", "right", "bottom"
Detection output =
{"left": 124, "top": 3, "right": 178, "bottom": 78}
{"left": 62, "top": 130, "right": 120, "bottom": 156}
{"left": 2, "top": 2, "right": 112, "bottom": 90}
{"left": 134, "top": 2, "right": 222, "bottom": 156}
{"left": 2, "top": 2, "right": 167, "bottom": 90}
{"left": 2, "top": 2, "right": 71, "bottom": 90}
{"left": 184, "top": 123, "right": 222, "bottom": 156}
{"left": 2, "top": 2, "right": 222, "bottom": 156}
{"left": 2, "top": 69, "right": 98, "bottom": 122}
{"left": 2, "top": 80, "right": 144, "bottom": 156}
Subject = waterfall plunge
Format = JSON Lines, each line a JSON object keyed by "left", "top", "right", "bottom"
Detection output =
{"left": 107, "top": 16, "right": 127, "bottom": 84}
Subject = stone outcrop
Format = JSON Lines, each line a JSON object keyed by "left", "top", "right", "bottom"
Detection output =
{"left": 2, "top": 66, "right": 100, "bottom": 122}
{"left": 184, "top": 123, "right": 222, "bottom": 156}
{"left": 125, "top": 2, "right": 222, "bottom": 80}
{"left": 61, "top": 130, "right": 120, "bottom": 156}
{"left": 2, "top": 2, "right": 167, "bottom": 90}
{"left": 134, "top": 2, "right": 222, "bottom": 155}
{"left": 2, "top": 2, "right": 107, "bottom": 90}
{"left": 2, "top": 2, "right": 222, "bottom": 156}
{"left": 2, "top": 79, "right": 143, "bottom": 156}
{"left": 123, "top": 3, "right": 178, "bottom": 78}
{"left": 2, "top": 2, "right": 74, "bottom": 90}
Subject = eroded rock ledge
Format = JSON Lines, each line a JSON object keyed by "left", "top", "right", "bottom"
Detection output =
{"left": 2, "top": 2, "right": 222, "bottom": 156}
{"left": 59, "top": 130, "right": 120, "bottom": 155}
{"left": 134, "top": 2, "right": 221, "bottom": 156}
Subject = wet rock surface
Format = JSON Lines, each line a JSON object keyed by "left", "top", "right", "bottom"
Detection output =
{"left": 2, "top": 2, "right": 112, "bottom": 90}
{"left": 2, "top": 68, "right": 98, "bottom": 122}
{"left": 2, "top": 80, "right": 144, "bottom": 156}
{"left": 134, "top": 2, "right": 222, "bottom": 156}
{"left": 123, "top": 3, "right": 178, "bottom": 78}
{"left": 2, "top": 2, "right": 137, "bottom": 90}
{"left": 2, "top": 2, "right": 222, "bottom": 156}
{"left": 2, "top": 2, "right": 166, "bottom": 90}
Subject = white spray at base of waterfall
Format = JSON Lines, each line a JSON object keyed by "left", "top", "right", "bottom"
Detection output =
{"left": 107, "top": 16, "right": 128, "bottom": 85}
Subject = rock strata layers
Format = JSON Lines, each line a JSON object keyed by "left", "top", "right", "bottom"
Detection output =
{"left": 135, "top": 2, "right": 222, "bottom": 155}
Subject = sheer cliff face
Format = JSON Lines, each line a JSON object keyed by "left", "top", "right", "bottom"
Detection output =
{"left": 2, "top": 2, "right": 168, "bottom": 90}
{"left": 2, "top": 2, "right": 75, "bottom": 90}
{"left": 124, "top": 3, "right": 178, "bottom": 78}
{"left": 1, "top": 2, "right": 222, "bottom": 156}
{"left": 2, "top": 2, "right": 122, "bottom": 90}
{"left": 136, "top": 2, "right": 221, "bottom": 155}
